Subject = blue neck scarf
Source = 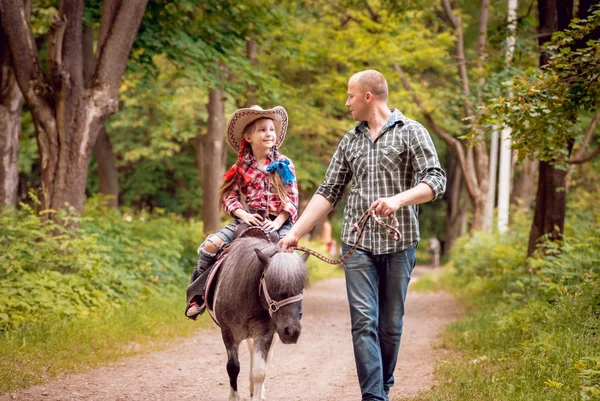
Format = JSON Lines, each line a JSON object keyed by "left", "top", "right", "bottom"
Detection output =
{"left": 266, "top": 158, "right": 296, "bottom": 185}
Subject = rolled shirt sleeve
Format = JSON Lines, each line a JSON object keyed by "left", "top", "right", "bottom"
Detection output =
{"left": 409, "top": 123, "right": 446, "bottom": 200}
{"left": 315, "top": 135, "right": 353, "bottom": 208}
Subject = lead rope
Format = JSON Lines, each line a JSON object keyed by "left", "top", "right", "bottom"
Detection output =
{"left": 295, "top": 208, "right": 402, "bottom": 265}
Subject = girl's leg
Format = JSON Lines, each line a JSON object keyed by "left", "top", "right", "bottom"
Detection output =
{"left": 186, "top": 222, "right": 238, "bottom": 317}
{"left": 190, "top": 221, "right": 238, "bottom": 282}
{"left": 276, "top": 220, "right": 293, "bottom": 239}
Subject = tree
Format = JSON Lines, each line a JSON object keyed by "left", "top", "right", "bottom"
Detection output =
{"left": 0, "top": 0, "right": 148, "bottom": 219}
{"left": 483, "top": 3, "right": 599, "bottom": 256}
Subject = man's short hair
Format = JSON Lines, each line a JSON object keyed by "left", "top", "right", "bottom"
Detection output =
{"left": 353, "top": 70, "right": 388, "bottom": 100}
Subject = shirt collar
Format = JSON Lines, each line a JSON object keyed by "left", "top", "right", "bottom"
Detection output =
{"left": 241, "top": 150, "right": 274, "bottom": 165}
{"left": 354, "top": 109, "right": 407, "bottom": 135}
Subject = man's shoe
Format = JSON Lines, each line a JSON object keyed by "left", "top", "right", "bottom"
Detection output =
{"left": 185, "top": 301, "right": 206, "bottom": 320}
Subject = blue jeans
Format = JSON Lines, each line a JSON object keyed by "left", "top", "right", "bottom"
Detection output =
{"left": 341, "top": 242, "right": 417, "bottom": 401}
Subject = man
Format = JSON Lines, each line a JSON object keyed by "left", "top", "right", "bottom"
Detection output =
{"left": 279, "top": 70, "right": 446, "bottom": 401}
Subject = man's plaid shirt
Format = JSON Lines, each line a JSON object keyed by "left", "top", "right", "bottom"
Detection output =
{"left": 315, "top": 109, "right": 446, "bottom": 254}
{"left": 223, "top": 152, "right": 299, "bottom": 222}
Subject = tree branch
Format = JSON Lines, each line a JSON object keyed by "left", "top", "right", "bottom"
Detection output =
{"left": 476, "top": 0, "right": 490, "bottom": 64}
{"left": 58, "top": 0, "right": 84, "bottom": 93}
{"left": 364, "top": 1, "right": 379, "bottom": 22}
{"left": 570, "top": 111, "right": 600, "bottom": 164}
{"left": 392, "top": 63, "right": 480, "bottom": 201}
{"left": 475, "top": 0, "right": 490, "bottom": 106}
{"left": 441, "top": 0, "right": 473, "bottom": 117}
{"left": 93, "top": 0, "right": 148, "bottom": 102}
{"left": 0, "top": 0, "right": 55, "bottom": 137}
{"left": 47, "top": 14, "right": 68, "bottom": 88}
{"left": 92, "top": 0, "right": 120, "bottom": 81}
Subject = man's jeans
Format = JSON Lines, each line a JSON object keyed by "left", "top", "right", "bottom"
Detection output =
{"left": 341, "top": 242, "right": 417, "bottom": 401}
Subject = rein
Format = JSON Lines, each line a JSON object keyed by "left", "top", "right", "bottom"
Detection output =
{"left": 295, "top": 208, "right": 402, "bottom": 265}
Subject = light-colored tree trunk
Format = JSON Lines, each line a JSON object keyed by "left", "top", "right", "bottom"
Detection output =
{"left": 0, "top": 50, "right": 23, "bottom": 210}
{"left": 497, "top": 0, "right": 518, "bottom": 233}
{"left": 0, "top": 0, "right": 28, "bottom": 210}
{"left": 483, "top": 128, "right": 499, "bottom": 231}
{"left": 0, "top": 0, "right": 148, "bottom": 220}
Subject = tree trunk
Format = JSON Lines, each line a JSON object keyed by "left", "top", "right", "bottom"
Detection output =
{"left": 201, "top": 89, "right": 226, "bottom": 234}
{"left": 444, "top": 153, "right": 467, "bottom": 253}
{"left": 0, "top": 32, "right": 23, "bottom": 210}
{"left": 527, "top": 158, "right": 571, "bottom": 255}
{"left": 0, "top": 0, "right": 148, "bottom": 220}
{"left": 511, "top": 158, "right": 538, "bottom": 211}
{"left": 246, "top": 38, "right": 258, "bottom": 107}
{"left": 528, "top": 0, "right": 574, "bottom": 256}
{"left": 82, "top": 23, "right": 119, "bottom": 209}
{"left": 94, "top": 125, "right": 119, "bottom": 208}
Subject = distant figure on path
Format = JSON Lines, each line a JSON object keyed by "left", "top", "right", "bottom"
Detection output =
{"left": 427, "top": 235, "right": 441, "bottom": 267}
{"left": 279, "top": 70, "right": 446, "bottom": 401}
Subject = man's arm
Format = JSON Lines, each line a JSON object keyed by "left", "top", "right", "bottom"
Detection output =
{"left": 278, "top": 194, "right": 333, "bottom": 250}
{"left": 372, "top": 122, "right": 445, "bottom": 216}
{"left": 371, "top": 182, "right": 434, "bottom": 216}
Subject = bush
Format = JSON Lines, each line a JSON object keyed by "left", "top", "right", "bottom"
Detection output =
{"left": 0, "top": 197, "right": 204, "bottom": 332}
{"left": 419, "top": 191, "right": 600, "bottom": 401}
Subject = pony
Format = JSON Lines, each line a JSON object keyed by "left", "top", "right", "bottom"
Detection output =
{"left": 206, "top": 236, "right": 309, "bottom": 401}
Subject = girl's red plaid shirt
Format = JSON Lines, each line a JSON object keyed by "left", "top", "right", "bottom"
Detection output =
{"left": 222, "top": 152, "right": 299, "bottom": 222}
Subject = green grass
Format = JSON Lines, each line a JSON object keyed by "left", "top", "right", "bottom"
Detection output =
{"left": 396, "top": 266, "right": 600, "bottom": 401}
{"left": 0, "top": 282, "right": 210, "bottom": 393}
{"left": 409, "top": 269, "right": 448, "bottom": 292}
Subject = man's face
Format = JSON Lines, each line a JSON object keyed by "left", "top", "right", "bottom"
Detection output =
{"left": 345, "top": 79, "right": 368, "bottom": 121}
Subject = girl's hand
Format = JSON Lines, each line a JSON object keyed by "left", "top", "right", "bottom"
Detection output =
{"left": 239, "top": 211, "right": 264, "bottom": 226}
{"left": 262, "top": 219, "right": 283, "bottom": 233}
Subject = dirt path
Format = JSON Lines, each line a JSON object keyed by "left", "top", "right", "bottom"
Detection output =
{"left": 1, "top": 266, "right": 461, "bottom": 401}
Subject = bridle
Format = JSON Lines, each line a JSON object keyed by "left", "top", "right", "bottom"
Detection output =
{"left": 259, "top": 272, "right": 303, "bottom": 317}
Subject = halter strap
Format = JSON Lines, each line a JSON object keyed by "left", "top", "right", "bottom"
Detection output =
{"left": 259, "top": 273, "right": 303, "bottom": 317}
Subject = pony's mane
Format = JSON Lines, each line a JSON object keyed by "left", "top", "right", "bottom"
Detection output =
{"left": 264, "top": 251, "right": 308, "bottom": 296}
{"left": 219, "top": 237, "right": 307, "bottom": 298}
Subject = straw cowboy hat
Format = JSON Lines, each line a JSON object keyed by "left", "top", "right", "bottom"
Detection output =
{"left": 226, "top": 105, "right": 288, "bottom": 153}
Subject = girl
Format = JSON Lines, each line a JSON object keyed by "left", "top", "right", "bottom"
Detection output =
{"left": 185, "top": 105, "right": 299, "bottom": 319}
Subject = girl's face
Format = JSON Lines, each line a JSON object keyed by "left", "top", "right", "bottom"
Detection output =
{"left": 243, "top": 118, "right": 276, "bottom": 154}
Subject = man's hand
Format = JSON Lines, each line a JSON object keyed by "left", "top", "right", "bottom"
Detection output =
{"left": 278, "top": 231, "right": 300, "bottom": 252}
{"left": 371, "top": 195, "right": 404, "bottom": 216}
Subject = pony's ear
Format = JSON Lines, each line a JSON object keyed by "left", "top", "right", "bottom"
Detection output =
{"left": 300, "top": 251, "right": 310, "bottom": 262}
{"left": 255, "top": 248, "right": 271, "bottom": 266}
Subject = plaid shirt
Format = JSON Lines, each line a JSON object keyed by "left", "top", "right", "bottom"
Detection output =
{"left": 223, "top": 152, "right": 299, "bottom": 222}
{"left": 315, "top": 109, "right": 446, "bottom": 254}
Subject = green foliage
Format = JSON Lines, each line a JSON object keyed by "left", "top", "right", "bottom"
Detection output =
{"left": 407, "top": 187, "right": 600, "bottom": 401}
{"left": 0, "top": 197, "right": 204, "bottom": 332}
{"left": 481, "top": 7, "right": 600, "bottom": 166}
